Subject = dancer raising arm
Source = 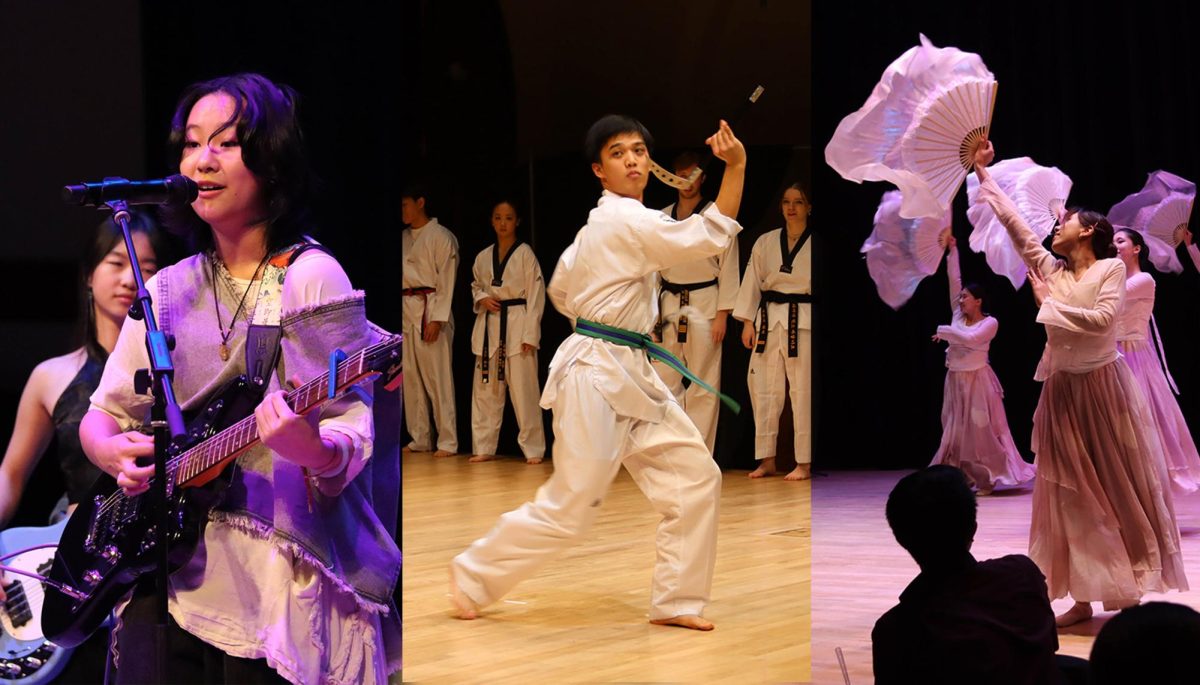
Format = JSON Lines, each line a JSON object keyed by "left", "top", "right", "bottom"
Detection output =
{"left": 974, "top": 139, "right": 1186, "bottom": 628}
{"left": 928, "top": 234, "right": 1034, "bottom": 494}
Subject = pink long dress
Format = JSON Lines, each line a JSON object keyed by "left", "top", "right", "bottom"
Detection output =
{"left": 978, "top": 176, "right": 1187, "bottom": 608}
{"left": 929, "top": 245, "right": 1035, "bottom": 490}
{"left": 1116, "top": 271, "right": 1200, "bottom": 494}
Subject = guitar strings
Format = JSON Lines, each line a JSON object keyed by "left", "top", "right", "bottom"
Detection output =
{"left": 93, "top": 340, "right": 393, "bottom": 523}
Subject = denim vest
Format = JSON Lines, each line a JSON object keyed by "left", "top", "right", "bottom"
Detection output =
{"left": 157, "top": 252, "right": 400, "bottom": 609}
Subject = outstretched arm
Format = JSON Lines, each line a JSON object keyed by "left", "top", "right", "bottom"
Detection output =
{"left": 973, "top": 141, "right": 1057, "bottom": 276}
{"left": 946, "top": 237, "right": 962, "bottom": 313}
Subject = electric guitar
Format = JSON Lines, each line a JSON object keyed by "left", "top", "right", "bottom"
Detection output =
{"left": 0, "top": 519, "right": 72, "bottom": 684}
{"left": 41, "top": 335, "right": 401, "bottom": 648}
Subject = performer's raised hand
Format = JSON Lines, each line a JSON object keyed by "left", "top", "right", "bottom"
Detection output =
{"left": 706, "top": 119, "right": 746, "bottom": 169}
{"left": 973, "top": 140, "right": 995, "bottom": 179}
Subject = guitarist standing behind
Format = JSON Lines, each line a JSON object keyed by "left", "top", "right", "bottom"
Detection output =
{"left": 79, "top": 73, "right": 400, "bottom": 684}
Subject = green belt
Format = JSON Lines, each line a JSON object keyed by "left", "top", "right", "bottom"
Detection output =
{"left": 574, "top": 318, "right": 741, "bottom": 414}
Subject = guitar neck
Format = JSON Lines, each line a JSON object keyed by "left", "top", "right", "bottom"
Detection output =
{"left": 172, "top": 347, "right": 373, "bottom": 487}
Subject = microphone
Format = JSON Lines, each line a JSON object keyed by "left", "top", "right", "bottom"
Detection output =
{"left": 62, "top": 175, "right": 199, "bottom": 206}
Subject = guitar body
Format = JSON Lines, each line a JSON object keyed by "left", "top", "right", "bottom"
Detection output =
{"left": 40, "top": 335, "right": 400, "bottom": 650}
{"left": 0, "top": 519, "right": 73, "bottom": 683}
{"left": 41, "top": 376, "right": 262, "bottom": 649}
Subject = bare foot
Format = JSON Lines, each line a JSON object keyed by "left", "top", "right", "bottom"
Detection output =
{"left": 525, "top": 457, "right": 544, "bottom": 465}
{"left": 749, "top": 458, "right": 777, "bottom": 479}
{"left": 1055, "top": 601, "right": 1093, "bottom": 628}
{"left": 783, "top": 464, "right": 811, "bottom": 481}
{"left": 402, "top": 445, "right": 424, "bottom": 455}
{"left": 448, "top": 566, "right": 479, "bottom": 620}
{"left": 977, "top": 486, "right": 994, "bottom": 496}
{"left": 468, "top": 454, "right": 496, "bottom": 463}
{"left": 433, "top": 450, "right": 456, "bottom": 458}
{"left": 650, "top": 615, "right": 714, "bottom": 631}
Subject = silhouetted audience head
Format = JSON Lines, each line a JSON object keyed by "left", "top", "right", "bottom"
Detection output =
{"left": 1090, "top": 601, "right": 1200, "bottom": 684}
{"left": 886, "top": 466, "right": 978, "bottom": 570}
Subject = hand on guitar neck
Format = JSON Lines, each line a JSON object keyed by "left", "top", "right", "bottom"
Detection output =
{"left": 255, "top": 376, "right": 343, "bottom": 474}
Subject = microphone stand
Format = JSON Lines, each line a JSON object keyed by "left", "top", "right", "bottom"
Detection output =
{"left": 106, "top": 199, "right": 185, "bottom": 684}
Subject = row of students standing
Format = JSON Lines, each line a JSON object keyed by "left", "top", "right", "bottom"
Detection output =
{"left": 400, "top": 162, "right": 814, "bottom": 479}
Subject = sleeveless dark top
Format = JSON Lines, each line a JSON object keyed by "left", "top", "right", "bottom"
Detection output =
{"left": 49, "top": 353, "right": 105, "bottom": 503}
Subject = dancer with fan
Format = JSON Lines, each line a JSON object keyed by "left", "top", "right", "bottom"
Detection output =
{"left": 929, "top": 235, "right": 1034, "bottom": 494}
{"left": 973, "top": 140, "right": 1186, "bottom": 628}
{"left": 1113, "top": 228, "right": 1200, "bottom": 493}
{"left": 733, "top": 182, "right": 813, "bottom": 481}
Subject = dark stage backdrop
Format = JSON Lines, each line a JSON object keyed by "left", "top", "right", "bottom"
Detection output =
{"left": 409, "top": 0, "right": 812, "bottom": 469}
{"left": 813, "top": 2, "right": 1200, "bottom": 470}
{"left": 0, "top": 2, "right": 402, "bottom": 534}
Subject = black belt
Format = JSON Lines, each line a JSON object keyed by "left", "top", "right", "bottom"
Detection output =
{"left": 756, "top": 291, "right": 812, "bottom": 357}
{"left": 656, "top": 278, "right": 719, "bottom": 343}
{"left": 482, "top": 298, "right": 527, "bottom": 383}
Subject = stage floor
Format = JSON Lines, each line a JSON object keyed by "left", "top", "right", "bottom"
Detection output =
{"left": 811, "top": 470, "right": 1200, "bottom": 684}
{"left": 401, "top": 451, "right": 810, "bottom": 683}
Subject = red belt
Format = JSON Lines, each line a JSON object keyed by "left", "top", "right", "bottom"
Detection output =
{"left": 402, "top": 287, "right": 437, "bottom": 335}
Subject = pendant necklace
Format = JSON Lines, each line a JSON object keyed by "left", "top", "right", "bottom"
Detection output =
{"left": 212, "top": 251, "right": 270, "bottom": 362}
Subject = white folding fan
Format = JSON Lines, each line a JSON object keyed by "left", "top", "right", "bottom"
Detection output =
{"left": 965, "top": 157, "right": 1071, "bottom": 288}
{"left": 1109, "top": 171, "right": 1197, "bottom": 274}
{"left": 899, "top": 79, "right": 998, "bottom": 212}
{"left": 826, "top": 34, "right": 997, "bottom": 219}
{"left": 862, "top": 189, "right": 952, "bottom": 309}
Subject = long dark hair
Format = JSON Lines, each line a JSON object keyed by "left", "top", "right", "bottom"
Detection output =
{"left": 1063, "top": 207, "right": 1116, "bottom": 258}
{"left": 162, "top": 72, "right": 316, "bottom": 253}
{"left": 82, "top": 211, "right": 168, "bottom": 362}
{"left": 962, "top": 282, "right": 988, "bottom": 311}
{"left": 1116, "top": 228, "right": 1152, "bottom": 271}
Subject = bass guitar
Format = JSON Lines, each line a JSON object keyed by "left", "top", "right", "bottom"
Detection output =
{"left": 0, "top": 518, "right": 72, "bottom": 684}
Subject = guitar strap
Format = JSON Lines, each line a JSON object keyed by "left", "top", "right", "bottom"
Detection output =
{"left": 244, "top": 241, "right": 335, "bottom": 392}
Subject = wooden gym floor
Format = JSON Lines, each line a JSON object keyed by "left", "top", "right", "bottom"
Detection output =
{"left": 401, "top": 451, "right": 810, "bottom": 683}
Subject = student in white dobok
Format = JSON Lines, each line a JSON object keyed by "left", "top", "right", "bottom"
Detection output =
{"left": 653, "top": 150, "right": 739, "bottom": 454}
{"left": 734, "top": 182, "right": 812, "bottom": 481}
{"left": 450, "top": 115, "right": 746, "bottom": 631}
{"left": 468, "top": 199, "right": 547, "bottom": 465}
{"left": 402, "top": 185, "right": 459, "bottom": 457}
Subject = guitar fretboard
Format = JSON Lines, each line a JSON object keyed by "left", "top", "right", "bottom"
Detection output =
{"left": 172, "top": 347, "right": 373, "bottom": 486}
